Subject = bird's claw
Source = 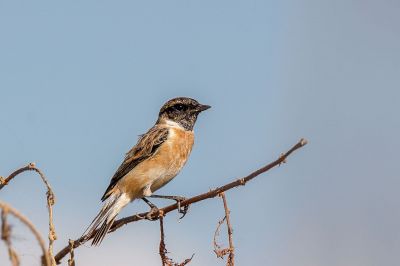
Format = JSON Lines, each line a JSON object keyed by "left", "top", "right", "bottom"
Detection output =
{"left": 144, "top": 195, "right": 189, "bottom": 219}
{"left": 174, "top": 196, "right": 189, "bottom": 219}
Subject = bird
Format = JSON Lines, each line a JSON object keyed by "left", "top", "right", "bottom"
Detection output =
{"left": 82, "top": 97, "right": 210, "bottom": 245}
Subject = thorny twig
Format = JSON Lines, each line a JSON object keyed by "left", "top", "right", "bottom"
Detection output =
{"left": 1, "top": 209, "right": 20, "bottom": 266}
{"left": 0, "top": 201, "right": 51, "bottom": 266}
{"left": 222, "top": 193, "right": 234, "bottom": 266}
{"left": 55, "top": 138, "right": 308, "bottom": 264}
{"left": 213, "top": 192, "right": 234, "bottom": 265}
{"left": 213, "top": 217, "right": 227, "bottom": 256}
{"left": 159, "top": 216, "right": 194, "bottom": 266}
{"left": 0, "top": 163, "right": 57, "bottom": 265}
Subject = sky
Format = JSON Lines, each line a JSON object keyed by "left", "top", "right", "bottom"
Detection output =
{"left": 0, "top": 0, "right": 399, "bottom": 265}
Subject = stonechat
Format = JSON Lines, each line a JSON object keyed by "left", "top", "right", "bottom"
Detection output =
{"left": 83, "top": 97, "right": 210, "bottom": 245}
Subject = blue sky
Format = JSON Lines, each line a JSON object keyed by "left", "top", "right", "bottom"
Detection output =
{"left": 1, "top": 1, "right": 399, "bottom": 265}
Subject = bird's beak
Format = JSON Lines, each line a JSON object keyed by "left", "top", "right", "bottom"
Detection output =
{"left": 196, "top": 104, "right": 211, "bottom": 112}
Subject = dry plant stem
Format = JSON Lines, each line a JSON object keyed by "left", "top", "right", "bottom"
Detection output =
{"left": 221, "top": 193, "right": 234, "bottom": 266}
{"left": 31, "top": 166, "right": 57, "bottom": 266}
{"left": 159, "top": 217, "right": 168, "bottom": 266}
{"left": 0, "top": 201, "right": 51, "bottom": 266}
{"left": 68, "top": 240, "right": 75, "bottom": 266}
{"left": 0, "top": 163, "right": 57, "bottom": 266}
{"left": 159, "top": 217, "right": 194, "bottom": 266}
{"left": 222, "top": 194, "right": 234, "bottom": 266}
{"left": 0, "top": 165, "right": 33, "bottom": 190}
{"left": 1, "top": 209, "right": 20, "bottom": 266}
{"left": 213, "top": 216, "right": 227, "bottom": 256}
{"left": 54, "top": 138, "right": 307, "bottom": 264}
{"left": 213, "top": 193, "right": 234, "bottom": 265}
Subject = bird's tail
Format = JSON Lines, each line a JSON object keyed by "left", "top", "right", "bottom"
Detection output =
{"left": 82, "top": 193, "right": 130, "bottom": 246}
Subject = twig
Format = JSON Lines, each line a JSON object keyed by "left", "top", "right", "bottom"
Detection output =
{"left": 222, "top": 193, "right": 234, "bottom": 266}
{"left": 213, "top": 193, "right": 234, "bottom": 265}
{"left": 68, "top": 239, "right": 75, "bottom": 266}
{"left": 159, "top": 216, "right": 194, "bottom": 266}
{"left": 0, "top": 164, "right": 33, "bottom": 190}
{"left": 33, "top": 167, "right": 57, "bottom": 266}
{"left": 54, "top": 138, "right": 307, "bottom": 264}
{"left": 0, "top": 163, "right": 57, "bottom": 266}
{"left": 213, "top": 216, "right": 227, "bottom": 257}
{"left": 0, "top": 201, "right": 51, "bottom": 266}
{"left": 159, "top": 216, "right": 168, "bottom": 265}
{"left": 1, "top": 209, "right": 20, "bottom": 266}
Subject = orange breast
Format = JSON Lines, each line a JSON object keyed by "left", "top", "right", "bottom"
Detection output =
{"left": 118, "top": 127, "right": 194, "bottom": 199}
{"left": 150, "top": 127, "right": 194, "bottom": 191}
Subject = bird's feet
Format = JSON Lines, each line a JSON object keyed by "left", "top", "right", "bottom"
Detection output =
{"left": 173, "top": 196, "right": 189, "bottom": 219}
{"left": 145, "top": 206, "right": 163, "bottom": 221}
{"left": 140, "top": 198, "right": 163, "bottom": 221}
{"left": 150, "top": 195, "right": 189, "bottom": 219}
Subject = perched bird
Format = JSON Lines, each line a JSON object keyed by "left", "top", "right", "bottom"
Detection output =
{"left": 83, "top": 97, "right": 210, "bottom": 245}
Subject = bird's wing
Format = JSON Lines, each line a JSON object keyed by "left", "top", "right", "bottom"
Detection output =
{"left": 101, "top": 125, "right": 169, "bottom": 201}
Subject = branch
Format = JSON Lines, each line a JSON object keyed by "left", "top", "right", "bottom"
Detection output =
{"left": 0, "top": 201, "right": 51, "bottom": 266}
{"left": 0, "top": 165, "right": 33, "bottom": 190}
{"left": 0, "top": 163, "right": 57, "bottom": 265}
{"left": 159, "top": 216, "right": 194, "bottom": 266}
{"left": 67, "top": 240, "right": 75, "bottom": 266}
{"left": 222, "top": 193, "right": 234, "bottom": 265}
{"left": 54, "top": 138, "right": 308, "bottom": 264}
{"left": 213, "top": 192, "right": 234, "bottom": 265}
{"left": 1, "top": 209, "right": 20, "bottom": 266}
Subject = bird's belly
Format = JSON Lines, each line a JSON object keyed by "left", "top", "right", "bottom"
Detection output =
{"left": 149, "top": 167, "right": 180, "bottom": 192}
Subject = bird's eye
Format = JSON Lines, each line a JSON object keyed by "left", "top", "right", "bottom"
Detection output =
{"left": 174, "top": 104, "right": 187, "bottom": 111}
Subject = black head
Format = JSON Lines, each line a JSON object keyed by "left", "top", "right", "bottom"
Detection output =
{"left": 158, "top": 97, "right": 210, "bottom": 130}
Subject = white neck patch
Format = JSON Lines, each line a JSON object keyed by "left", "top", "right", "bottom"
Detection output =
{"left": 165, "top": 119, "right": 185, "bottom": 129}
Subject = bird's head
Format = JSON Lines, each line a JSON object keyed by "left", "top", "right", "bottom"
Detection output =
{"left": 158, "top": 97, "right": 211, "bottom": 130}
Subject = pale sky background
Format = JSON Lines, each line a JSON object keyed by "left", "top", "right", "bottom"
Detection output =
{"left": 1, "top": 0, "right": 399, "bottom": 265}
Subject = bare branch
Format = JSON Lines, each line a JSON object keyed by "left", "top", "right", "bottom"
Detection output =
{"left": 67, "top": 240, "right": 75, "bottom": 266}
{"left": 33, "top": 167, "right": 57, "bottom": 266}
{"left": 0, "top": 163, "right": 57, "bottom": 265}
{"left": 213, "top": 215, "right": 227, "bottom": 257}
{"left": 54, "top": 138, "right": 308, "bottom": 264}
{"left": 213, "top": 193, "right": 234, "bottom": 265}
{"left": 159, "top": 216, "right": 194, "bottom": 266}
{"left": 0, "top": 201, "right": 51, "bottom": 266}
{"left": 0, "top": 165, "right": 33, "bottom": 190}
{"left": 222, "top": 193, "right": 234, "bottom": 266}
{"left": 1, "top": 209, "right": 20, "bottom": 266}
